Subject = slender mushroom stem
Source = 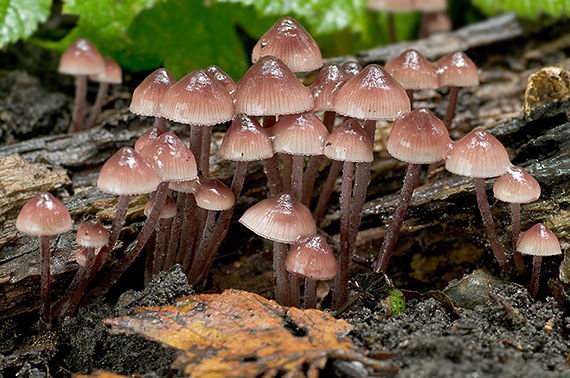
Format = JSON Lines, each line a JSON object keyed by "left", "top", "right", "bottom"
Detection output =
{"left": 85, "top": 82, "right": 109, "bottom": 130}
{"left": 264, "top": 155, "right": 284, "bottom": 197}
{"left": 155, "top": 117, "right": 167, "bottom": 133}
{"left": 39, "top": 235, "right": 51, "bottom": 328}
{"left": 443, "top": 86, "right": 459, "bottom": 129}
{"left": 304, "top": 278, "right": 317, "bottom": 309}
{"left": 530, "top": 255, "right": 542, "bottom": 298}
{"left": 108, "top": 195, "right": 131, "bottom": 248}
{"left": 313, "top": 160, "right": 342, "bottom": 225}
{"left": 164, "top": 197, "right": 186, "bottom": 270}
{"left": 332, "top": 160, "right": 354, "bottom": 310}
{"left": 301, "top": 155, "right": 322, "bottom": 206}
{"left": 375, "top": 163, "right": 422, "bottom": 272}
{"left": 187, "top": 210, "right": 217, "bottom": 282}
{"left": 323, "top": 111, "right": 336, "bottom": 132}
{"left": 190, "top": 161, "right": 248, "bottom": 284}
{"left": 84, "top": 182, "right": 169, "bottom": 303}
{"left": 153, "top": 217, "right": 172, "bottom": 275}
{"left": 474, "top": 177, "right": 510, "bottom": 272}
{"left": 289, "top": 275, "right": 301, "bottom": 308}
{"left": 291, "top": 155, "right": 304, "bottom": 200}
{"left": 511, "top": 203, "right": 528, "bottom": 278}
{"left": 190, "top": 125, "right": 203, "bottom": 165}
{"left": 201, "top": 125, "right": 212, "bottom": 174}
{"left": 281, "top": 154, "right": 293, "bottom": 191}
{"left": 69, "top": 75, "right": 88, "bottom": 133}
{"left": 274, "top": 241, "right": 290, "bottom": 306}
{"left": 387, "top": 13, "right": 397, "bottom": 44}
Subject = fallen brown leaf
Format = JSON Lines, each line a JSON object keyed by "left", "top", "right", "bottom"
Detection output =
{"left": 104, "top": 289, "right": 394, "bottom": 377}
{"left": 74, "top": 371, "right": 134, "bottom": 378}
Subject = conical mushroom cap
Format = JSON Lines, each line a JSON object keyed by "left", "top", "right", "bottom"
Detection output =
{"left": 272, "top": 113, "right": 329, "bottom": 156}
{"left": 162, "top": 69, "right": 234, "bottom": 126}
{"left": 218, "top": 114, "right": 274, "bottom": 161}
{"left": 385, "top": 49, "right": 439, "bottom": 90}
{"left": 436, "top": 51, "right": 479, "bottom": 87}
{"left": 16, "top": 192, "right": 72, "bottom": 236}
{"left": 493, "top": 166, "right": 541, "bottom": 204}
{"left": 58, "top": 38, "right": 105, "bottom": 76}
{"left": 130, "top": 68, "right": 176, "bottom": 117}
{"left": 334, "top": 64, "right": 410, "bottom": 121}
{"left": 517, "top": 223, "right": 561, "bottom": 257}
{"left": 239, "top": 192, "right": 316, "bottom": 243}
{"left": 234, "top": 56, "right": 314, "bottom": 116}
{"left": 285, "top": 235, "right": 338, "bottom": 280}
{"left": 310, "top": 64, "right": 351, "bottom": 112}
{"left": 387, "top": 108, "right": 451, "bottom": 164}
{"left": 139, "top": 132, "right": 198, "bottom": 182}
{"left": 193, "top": 177, "right": 236, "bottom": 211}
{"left": 445, "top": 129, "right": 511, "bottom": 178}
{"left": 76, "top": 219, "right": 109, "bottom": 248}
{"left": 252, "top": 17, "right": 322, "bottom": 73}
{"left": 323, "top": 119, "right": 373, "bottom": 162}
{"left": 97, "top": 147, "right": 161, "bottom": 195}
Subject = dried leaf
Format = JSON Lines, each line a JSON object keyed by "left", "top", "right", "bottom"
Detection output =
{"left": 104, "top": 289, "right": 356, "bottom": 378}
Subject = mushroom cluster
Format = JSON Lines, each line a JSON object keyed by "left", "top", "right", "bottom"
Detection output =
{"left": 17, "top": 15, "right": 563, "bottom": 327}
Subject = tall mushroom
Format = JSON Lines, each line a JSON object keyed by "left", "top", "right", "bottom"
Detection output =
{"left": 16, "top": 193, "right": 72, "bottom": 327}
{"left": 85, "top": 56, "right": 122, "bottom": 129}
{"left": 445, "top": 129, "right": 512, "bottom": 271}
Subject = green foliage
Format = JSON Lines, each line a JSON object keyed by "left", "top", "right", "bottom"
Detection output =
{"left": 0, "top": 0, "right": 52, "bottom": 47}
{"left": 387, "top": 288, "right": 406, "bottom": 316}
{"left": 470, "top": 0, "right": 569, "bottom": 18}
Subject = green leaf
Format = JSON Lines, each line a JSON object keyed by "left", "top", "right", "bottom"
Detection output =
{"left": 0, "top": 0, "right": 52, "bottom": 47}
{"left": 470, "top": 0, "right": 570, "bottom": 18}
{"left": 128, "top": 0, "right": 250, "bottom": 80}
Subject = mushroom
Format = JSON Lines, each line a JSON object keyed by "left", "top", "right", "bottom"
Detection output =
{"left": 85, "top": 56, "right": 122, "bottom": 129}
{"left": 375, "top": 108, "right": 451, "bottom": 273}
{"left": 445, "top": 129, "right": 512, "bottom": 271}
{"left": 493, "top": 166, "right": 541, "bottom": 278}
{"left": 517, "top": 223, "right": 561, "bottom": 298}
{"left": 16, "top": 192, "right": 72, "bottom": 327}
{"left": 58, "top": 38, "right": 105, "bottom": 133}
{"left": 285, "top": 235, "right": 338, "bottom": 309}
{"left": 130, "top": 68, "right": 176, "bottom": 133}
{"left": 240, "top": 192, "right": 316, "bottom": 305}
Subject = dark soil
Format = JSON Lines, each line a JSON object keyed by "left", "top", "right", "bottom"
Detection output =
{"left": 1, "top": 16, "right": 570, "bottom": 378}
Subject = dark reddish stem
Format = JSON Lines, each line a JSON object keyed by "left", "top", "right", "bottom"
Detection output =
{"left": 289, "top": 274, "right": 301, "bottom": 308}
{"left": 281, "top": 154, "right": 293, "bottom": 192}
{"left": 313, "top": 160, "right": 342, "bottom": 225}
{"left": 187, "top": 210, "right": 217, "bottom": 283}
{"left": 39, "top": 235, "right": 51, "bottom": 328}
{"left": 301, "top": 155, "right": 322, "bottom": 206}
{"left": 190, "top": 125, "right": 203, "bottom": 165}
{"left": 443, "top": 86, "right": 459, "bottom": 129}
{"left": 153, "top": 217, "right": 172, "bottom": 275}
{"left": 69, "top": 75, "right": 87, "bottom": 133}
{"left": 264, "top": 155, "right": 283, "bottom": 197}
{"left": 85, "top": 182, "right": 169, "bottom": 302}
{"left": 323, "top": 111, "right": 336, "bottom": 132}
{"left": 201, "top": 125, "right": 212, "bottom": 175}
{"left": 190, "top": 161, "right": 248, "bottom": 285}
{"left": 304, "top": 278, "right": 317, "bottom": 309}
{"left": 291, "top": 155, "right": 304, "bottom": 200}
{"left": 274, "top": 242, "right": 290, "bottom": 306}
{"left": 164, "top": 197, "right": 186, "bottom": 270}
{"left": 108, "top": 195, "right": 131, "bottom": 249}
{"left": 375, "top": 163, "right": 422, "bottom": 273}
{"left": 511, "top": 203, "right": 528, "bottom": 278}
{"left": 332, "top": 160, "right": 354, "bottom": 310}
{"left": 155, "top": 117, "right": 167, "bottom": 133}
{"left": 85, "top": 82, "right": 109, "bottom": 130}
{"left": 387, "top": 13, "right": 397, "bottom": 44}
{"left": 474, "top": 177, "right": 510, "bottom": 272}
{"left": 530, "top": 256, "right": 542, "bottom": 298}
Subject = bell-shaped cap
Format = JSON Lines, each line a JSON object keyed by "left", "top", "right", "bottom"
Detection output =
{"left": 416, "top": 0, "right": 447, "bottom": 12}
{"left": 387, "top": 108, "right": 451, "bottom": 164}
{"left": 385, "top": 49, "right": 439, "bottom": 90}
{"left": 58, "top": 38, "right": 105, "bottom": 76}
{"left": 130, "top": 68, "right": 176, "bottom": 117}
{"left": 134, "top": 127, "right": 163, "bottom": 153}
{"left": 162, "top": 69, "right": 234, "bottom": 126}
{"left": 234, "top": 56, "right": 314, "bottom": 116}
{"left": 252, "top": 17, "right": 322, "bottom": 73}
{"left": 272, "top": 113, "right": 329, "bottom": 156}
{"left": 218, "top": 114, "right": 274, "bottom": 161}
{"left": 517, "top": 223, "right": 561, "bottom": 256}
{"left": 144, "top": 194, "right": 177, "bottom": 219}
{"left": 16, "top": 192, "right": 72, "bottom": 236}
{"left": 323, "top": 119, "right": 374, "bottom": 162}
{"left": 285, "top": 235, "right": 338, "bottom": 280}
{"left": 239, "top": 192, "right": 316, "bottom": 243}
{"left": 139, "top": 132, "right": 198, "bottom": 182}
{"left": 89, "top": 56, "right": 122, "bottom": 84}
{"left": 493, "top": 166, "right": 541, "bottom": 204}
{"left": 436, "top": 51, "right": 479, "bottom": 87}
{"left": 206, "top": 65, "right": 237, "bottom": 95}
{"left": 97, "top": 147, "right": 161, "bottom": 195}
{"left": 445, "top": 129, "right": 511, "bottom": 178}
{"left": 310, "top": 64, "right": 351, "bottom": 112}
{"left": 76, "top": 219, "right": 109, "bottom": 248}
{"left": 334, "top": 64, "right": 410, "bottom": 121}
{"left": 193, "top": 177, "right": 236, "bottom": 211}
